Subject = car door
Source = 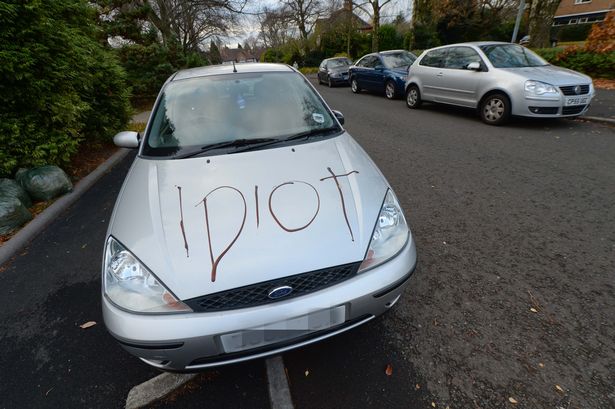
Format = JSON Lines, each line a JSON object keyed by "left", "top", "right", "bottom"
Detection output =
{"left": 354, "top": 55, "right": 378, "bottom": 90}
{"left": 318, "top": 61, "right": 328, "bottom": 83}
{"left": 416, "top": 48, "right": 448, "bottom": 101}
{"left": 369, "top": 55, "right": 387, "bottom": 92}
{"left": 437, "top": 46, "right": 485, "bottom": 107}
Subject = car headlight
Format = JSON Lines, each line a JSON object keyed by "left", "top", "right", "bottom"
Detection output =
{"left": 103, "top": 236, "right": 191, "bottom": 313}
{"left": 525, "top": 80, "right": 559, "bottom": 96}
{"left": 358, "top": 190, "right": 409, "bottom": 272}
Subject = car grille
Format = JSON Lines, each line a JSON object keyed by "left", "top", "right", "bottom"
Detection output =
{"left": 562, "top": 105, "right": 586, "bottom": 115}
{"left": 559, "top": 85, "right": 590, "bottom": 96}
{"left": 184, "top": 262, "right": 362, "bottom": 312}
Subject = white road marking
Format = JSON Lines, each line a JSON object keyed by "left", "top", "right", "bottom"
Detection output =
{"left": 266, "top": 356, "right": 295, "bottom": 409}
{"left": 125, "top": 372, "right": 197, "bottom": 409}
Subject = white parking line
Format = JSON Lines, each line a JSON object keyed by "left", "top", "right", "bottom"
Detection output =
{"left": 266, "top": 356, "right": 295, "bottom": 409}
{"left": 125, "top": 372, "right": 197, "bottom": 409}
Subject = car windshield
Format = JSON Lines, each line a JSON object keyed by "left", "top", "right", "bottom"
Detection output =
{"left": 328, "top": 59, "right": 351, "bottom": 68}
{"left": 143, "top": 71, "right": 340, "bottom": 157}
{"left": 480, "top": 44, "right": 548, "bottom": 68}
{"left": 381, "top": 51, "right": 416, "bottom": 68}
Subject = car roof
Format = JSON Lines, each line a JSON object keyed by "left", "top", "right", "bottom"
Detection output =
{"left": 325, "top": 57, "right": 350, "bottom": 61}
{"left": 172, "top": 63, "right": 294, "bottom": 81}
{"left": 379, "top": 49, "right": 409, "bottom": 55}
{"left": 426, "top": 41, "right": 511, "bottom": 51}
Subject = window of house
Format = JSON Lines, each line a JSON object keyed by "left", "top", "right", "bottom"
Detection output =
{"left": 574, "top": 0, "right": 592, "bottom": 4}
{"left": 568, "top": 18, "right": 579, "bottom": 24}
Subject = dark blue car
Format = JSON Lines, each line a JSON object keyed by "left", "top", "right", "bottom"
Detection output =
{"left": 348, "top": 50, "right": 417, "bottom": 99}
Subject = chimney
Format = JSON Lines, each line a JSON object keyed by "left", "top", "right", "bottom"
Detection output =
{"left": 344, "top": 0, "right": 352, "bottom": 11}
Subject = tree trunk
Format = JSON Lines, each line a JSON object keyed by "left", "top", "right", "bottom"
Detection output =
{"left": 528, "top": 0, "right": 560, "bottom": 48}
{"left": 371, "top": 1, "right": 380, "bottom": 52}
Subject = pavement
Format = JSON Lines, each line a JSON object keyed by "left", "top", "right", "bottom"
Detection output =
{"left": 1, "top": 78, "right": 614, "bottom": 408}
{"left": 589, "top": 89, "right": 615, "bottom": 119}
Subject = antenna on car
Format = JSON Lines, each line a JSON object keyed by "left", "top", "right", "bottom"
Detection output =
{"left": 232, "top": 61, "right": 237, "bottom": 73}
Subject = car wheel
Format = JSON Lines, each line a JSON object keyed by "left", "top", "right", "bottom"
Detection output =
{"left": 385, "top": 80, "right": 396, "bottom": 99}
{"left": 317, "top": 74, "right": 323, "bottom": 85}
{"left": 328, "top": 77, "right": 333, "bottom": 88}
{"left": 351, "top": 77, "right": 360, "bottom": 93}
{"left": 405, "top": 85, "right": 422, "bottom": 109}
{"left": 480, "top": 93, "right": 510, "bottom": 125}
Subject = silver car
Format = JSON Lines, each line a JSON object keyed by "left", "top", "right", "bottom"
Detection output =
{"left": 104, "top": 63, "right": 417, "bottom": 371}
{"left": 405, "top": 42, "right": 595, "bottom": 125}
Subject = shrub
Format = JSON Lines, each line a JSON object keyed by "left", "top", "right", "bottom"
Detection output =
{"left": 0, "top": 0, "right": 131, "bottom": 177}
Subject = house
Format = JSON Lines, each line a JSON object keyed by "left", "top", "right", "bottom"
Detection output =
{"left": 314, "top": 0, "right": 373, "bottom": 35}
{"left": 553, "top": 0, "right": 614, "bottom": 26}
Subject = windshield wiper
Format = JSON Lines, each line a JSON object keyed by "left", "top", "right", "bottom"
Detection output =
{"left": 233, "top": 126, "right": 341, "bottom": 153}
{"left": 173, "top": 138, "right": 277, "bottom": 159}
{"left": 282, "top": 126, "right": 341, "bottom": 142}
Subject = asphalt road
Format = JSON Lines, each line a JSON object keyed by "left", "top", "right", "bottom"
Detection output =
{"left": 1, "top": 78, "right": 614, "bottom": 409}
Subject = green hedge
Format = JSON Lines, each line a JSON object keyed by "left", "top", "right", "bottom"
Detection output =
{"left": 535, "top": 48, "right": 615, "bottom": 79}
{"left": 0, "top": 0, "right": 131, "bottom": 177}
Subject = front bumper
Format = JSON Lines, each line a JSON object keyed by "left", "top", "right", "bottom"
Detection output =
{"left": 329, "top": 74, "right": 349, "bottom": 85}
{"left": 103, "top": 237, "right": 417, "bottom": 371}
{"left": 515, "top": 91, "right": 595, "bottom": 118}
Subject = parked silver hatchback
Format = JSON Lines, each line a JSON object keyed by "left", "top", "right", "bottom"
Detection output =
{"left": 405, "top": 42, "right": 595, "bottom": 125}
{"left": 103, "top": 63, "right": 417, "bottom": 371}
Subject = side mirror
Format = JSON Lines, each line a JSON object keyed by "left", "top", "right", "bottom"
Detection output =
{"left": 332, "top": 110, "right": 345, "bottom": 125}
{"left": 467, "top": 62, "right": 481, "bottom": 71}
{"left": 113, "top": 131, "right": 140, "bottom": 148}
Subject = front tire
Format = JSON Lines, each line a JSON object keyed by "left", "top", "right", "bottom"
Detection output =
{"left": 405, "top": 85, "right": 422, "bottom": 109}
{"left": 385, "top": 80, "right": 397, "bottom": 99}
{"left": 480, "top": 93, "right": 510, "bottom": 125}
{"left": 328, "top": 77, "right": 333, "bottom": 87}
{"left": 351, "top": 77, "right": 360, "bottom": 93}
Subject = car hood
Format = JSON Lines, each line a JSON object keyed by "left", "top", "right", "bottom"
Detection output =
{"left": 499, "top": 64, "right": 592, "bottom": 85}
{"left": 108, "top": 133, "right": 389, "bottom": 300}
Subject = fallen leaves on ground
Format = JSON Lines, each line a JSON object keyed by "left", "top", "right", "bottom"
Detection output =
{"left": 594, "top": 79, "right": 615, "bottom": 90}
{"left": 555, "top": 384, "right": 564, "bottom": 393}
{"left": 509, "top": 397, "right": 518, "bottom": 404}
{"left": 530, "top": 307, "right": 538, "bottom": 313}
{"left": 385, "top": 364, "right": 393, "bottom": 376}
{"left": 79, "top": 321, "right": 96, "bottom": 329}
{"left": 304, "top": 370, "right": 309, "bottom": 377}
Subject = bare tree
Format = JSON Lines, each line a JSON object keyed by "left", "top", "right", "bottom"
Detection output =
{"left": 145, "top": 0, "right": 248, "bottom": 52}
{"left": 258, "top": 6, "right": 295, "bottom": 48}
{"left": 279, "top": 0, "right": 325, "bottom": 48}
{"left": 354, "top": 0, "right": 395, "bottom": 52}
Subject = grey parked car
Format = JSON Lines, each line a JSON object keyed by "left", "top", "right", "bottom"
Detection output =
{"left": 317, "top": 57, "right": 352, "bottom": 87}
{"left": 405, "top": 42, "right": 595, "bottom": 125}
{"left": 105, "top": 63, "right": 417, "bottom": 371}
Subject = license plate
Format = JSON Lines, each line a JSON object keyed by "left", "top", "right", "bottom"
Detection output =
{"left": 220, "top": 305, "right": 346, "bottom": 353}
{"left": 565, "top": 96, "right": 588, "bottom": 106}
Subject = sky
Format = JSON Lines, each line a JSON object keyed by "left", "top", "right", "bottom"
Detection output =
{"left": 225, "top": 0, "right": 413, "bottom": 47}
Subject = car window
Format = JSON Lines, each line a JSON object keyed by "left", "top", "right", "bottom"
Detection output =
{"left": 357, "top": 55, "right": 377, "bottom": 68}
{"left": 479, "top": 44, "right": 548, "bottom": 68}
{"left": 328, "top": 59, "right": 351, "bottom": 69}
{"left": 381, "top": 51, "right": 417, "bottom": 68}
{"left": 445, "top": 47, "right": 482, "bottom": 69}
{"left": 143, "top": 72, "right": 339, "bottom": 157}
{"left": 420, "top": 48, "right": 448, "bottom": 68}
{"left": 319, "top": 61, "right": 326, "bottom": 70}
